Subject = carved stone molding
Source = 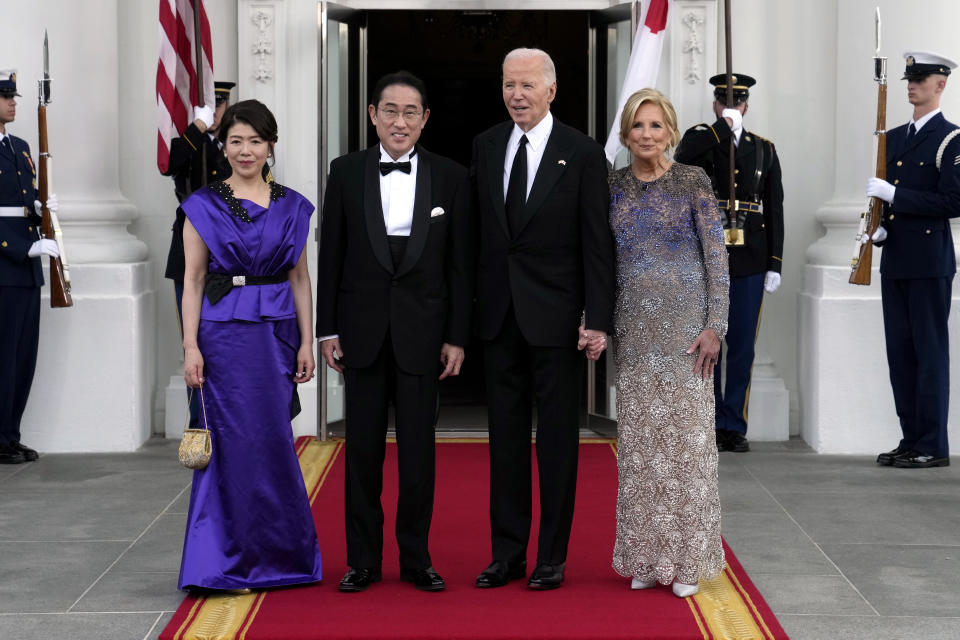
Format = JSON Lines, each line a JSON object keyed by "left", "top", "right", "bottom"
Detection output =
{"left": 250, "top": 6, "right": 275, "bottom": 84}
{"left": 681, "top": 10, "right": 705, "bottom": 85}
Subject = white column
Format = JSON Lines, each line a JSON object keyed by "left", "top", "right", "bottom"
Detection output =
{"left": 9, "top": 1, "right": 154, "bottom": 452}
{"left": 800, "top": 0, "right": 960, "bottom": 453}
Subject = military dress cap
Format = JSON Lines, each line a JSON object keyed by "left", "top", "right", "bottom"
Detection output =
{"left": 902, "top": 51, "right": 957, "bottom": 80}
{"left": 0, "top": 69, "right": 21, "bottom": 97}
{"left": 214, "top": 81, "right": 236, "bottom": 104}
{"left": 709, "top": 73, "right": 756, "bottom": 103}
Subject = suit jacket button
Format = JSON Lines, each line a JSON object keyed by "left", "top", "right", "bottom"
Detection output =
{"left": 919, "top": 161, "right": 924, "bottom": 166}
{"left": 889, "top": 215, "right": 895, "bottom": 220}
{"left": 391, "top": 280, "right": 399, "bottom": 287}
{"left": 896, "top": 161, "right": 903, "bottom": 167}
{"left": 1, "top": 241, "right": 7, "bottom": 248}
{"left": 894, "top": 179, "right": 899, "bottom": 184}
{"left": 926, "top": 229, "right": 932, "bottom": 234}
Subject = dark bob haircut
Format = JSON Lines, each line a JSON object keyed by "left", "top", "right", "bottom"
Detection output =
{"left": 370, "top": 70, "right": 429, "bottom": 111}
{"left": 217, "top": 99, "right": 279, "bottom": 145}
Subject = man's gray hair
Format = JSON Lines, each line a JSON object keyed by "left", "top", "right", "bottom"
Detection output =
{"left": 503, "top": 48, "right": 557, "bottom": 85}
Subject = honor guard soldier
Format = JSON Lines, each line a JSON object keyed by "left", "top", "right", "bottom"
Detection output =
{"left": 865, "top": 51, "right": 960, "bottom": 468}
{"left": 676, "top": 73, "right": 784, "bottom": 453}
{"left": 162, "top": 80, "right": 235, "bottom": 429}
{"left": 0, "top": 69, "right": 58, "bottom": 464}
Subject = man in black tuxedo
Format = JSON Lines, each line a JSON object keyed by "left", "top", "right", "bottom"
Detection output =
{"left": 471, "top": 48, "right": 615, "bottom": 590}
{"left": 317, "top": 71, "right": 474, "bottom": 592}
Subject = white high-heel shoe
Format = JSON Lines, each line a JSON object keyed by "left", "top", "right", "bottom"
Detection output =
{"left": 672, "top": 581, "right": 699, "bottom": 598}
{"left": 631, "top": 576, "right": 657, "bottom": 590}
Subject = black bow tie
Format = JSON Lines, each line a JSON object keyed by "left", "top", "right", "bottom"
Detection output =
{"left": 379, "top": 160, "right": 412, "bottom": 176}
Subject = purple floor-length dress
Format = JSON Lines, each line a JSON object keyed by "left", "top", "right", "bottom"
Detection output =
{"left": 177, "top": 182, "right": 323, "bottom": 590}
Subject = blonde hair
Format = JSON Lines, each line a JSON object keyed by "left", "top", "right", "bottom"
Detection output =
{"left": 618, "top": 88, "right": 681, "bottom": 150}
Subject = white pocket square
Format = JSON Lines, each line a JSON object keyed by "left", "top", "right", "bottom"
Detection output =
{"left": 430, "top": 207, "right": 445, "bottom": 217}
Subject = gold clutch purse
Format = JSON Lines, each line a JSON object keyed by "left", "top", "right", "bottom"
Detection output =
{"left": 178, "top": 386, "right": 212, "bottom": 470}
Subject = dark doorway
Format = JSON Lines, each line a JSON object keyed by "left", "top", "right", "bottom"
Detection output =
{"left": 364, "top": 10, "right": 591, "bottom": 414}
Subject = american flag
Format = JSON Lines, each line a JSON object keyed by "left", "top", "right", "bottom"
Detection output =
{"left": 156, "top": 0, "right": 214, "bottom": 173}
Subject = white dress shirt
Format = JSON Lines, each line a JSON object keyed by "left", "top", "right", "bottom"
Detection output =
{"left": 911, "top": 107, "right": 941, "bottom": 133}
{"left": 504, "top": 111, "right": 553, "bottom": 202}
{"left": 380, "top": 144, "right": 417, "bottom": 236}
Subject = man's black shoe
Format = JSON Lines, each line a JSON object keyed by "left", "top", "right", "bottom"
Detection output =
{"left": 475, "top": 560, "right": 526, "bottom": 588}
{"left": 10, "top": 442, "right": 38, "bottom": 462}
{"left": 528, "top": 563, "right": 565, "bottom": 590}
{"left": 0, "top": 445, "right": 26, "bottom": 465}
{"left": 877, "top": 446, "right": 907, "bottom": 466}
{"left": 715, "top": 430, "right": 731, "bottom": 452}
{"left": 338, "top": 567, "right": 382, "bottom": 592}
{"left": 727, "top": 432, "right": 750, "bottom": 453}
{"left": 892, "top": 453, "right": 950, "bottom": 468}
{"left": 400, "top": 566, "right": 445, "bottom": 592}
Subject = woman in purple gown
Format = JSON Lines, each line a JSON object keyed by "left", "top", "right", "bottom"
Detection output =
{"left": 178, "top": 100, "right": 322, "bottom": 591}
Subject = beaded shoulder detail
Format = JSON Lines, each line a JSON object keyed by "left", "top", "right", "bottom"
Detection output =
{"left": 208, "top": 181, "right": 288, "bottom": 223}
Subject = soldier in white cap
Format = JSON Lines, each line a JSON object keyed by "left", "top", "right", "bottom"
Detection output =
{"left": 865, "top": 51, "right": 960, "bottom": 469}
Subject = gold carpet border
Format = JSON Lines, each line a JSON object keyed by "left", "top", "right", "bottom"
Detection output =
{"left": 175, "top": 439, "right": 342, "bottom": 640}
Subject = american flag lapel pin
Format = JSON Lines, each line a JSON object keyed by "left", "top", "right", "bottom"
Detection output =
{"left": 558, "top": 159, "right": 567, "bottom": 166}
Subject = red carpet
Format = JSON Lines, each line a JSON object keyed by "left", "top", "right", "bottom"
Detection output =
{"left": 162, "top": 438, "right": 788, "bottom": 640}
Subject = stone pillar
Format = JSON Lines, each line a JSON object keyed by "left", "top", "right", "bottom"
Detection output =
{"left": 12, "top": 1, "right": 154, "bottom": 452}
{"left": 800, "top": 0, "right": 960, "bottom": 453}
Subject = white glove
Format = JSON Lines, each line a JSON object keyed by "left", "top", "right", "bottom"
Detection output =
{"left": 864, "top": 226, "right": 888, "bottom": 244}
{"left": 28, "top": 238, "right": 60, "bottom": 258}
{"left": 193, "top": 105, "right": 215, "bottom": 129}
{"left": 34, "top": 193, "right": 58, "bottom": 216}
{"left": 722, "top": 108, "right": 743, "bottom": 135}
{"left": 763, "top": 271, "right": 781, "bottom": 293}
{"left": 866, "top": 177, "right": 895, "bottom": 204}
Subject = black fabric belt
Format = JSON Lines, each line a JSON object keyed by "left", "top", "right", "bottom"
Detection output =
{"left": 204, "top": 271, "right": 289, "bottom": 304}
{"left": 717, "top": 199, "right": 761, "bottom": 213}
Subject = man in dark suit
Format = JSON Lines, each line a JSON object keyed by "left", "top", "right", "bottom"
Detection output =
{"left": 471, "top": 48, "right": 615, "bottom": 590}
{"left": 675, "top": 73, "right": 784, "bottom": 453}
{"left": 317, "top": 71, "right": 474, "bottom": 592}
{"left": 865, "top": 51, "right": 960, "bottom": 469}
{"left": 162, "top": 81, "right": 235, "bottom": 430}
{"left": 0, "top": 69, "right": 58, "bottom": 464}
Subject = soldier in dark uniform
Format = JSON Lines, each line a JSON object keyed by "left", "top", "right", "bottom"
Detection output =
{"left": 162, "top": 81, "right": 234, "bottom": 429}
{"left": 0, "top": 69, "right": 59, "bottom": 464}
{"left": 865, "top": 51, "right": 960, "bottom": 469}
{"left": 675, "top": 73, "right": 784, "bottom": 453}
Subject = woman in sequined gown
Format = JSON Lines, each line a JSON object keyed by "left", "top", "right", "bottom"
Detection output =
{"left": 607, "top": 89, "right": 729, "bottom": 598}
{"left": 179, "top": 100, "right": 323, "bottom": 591}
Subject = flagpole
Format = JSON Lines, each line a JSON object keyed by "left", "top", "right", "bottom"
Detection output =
{"left": 723, "top": 0, "right": 737, "bottom": 233}
{"left": 193, "top": 0, "right": 208, "bottom": 186}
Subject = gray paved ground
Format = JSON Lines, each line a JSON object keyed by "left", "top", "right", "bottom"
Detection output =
{"left": 0, "top": 436, "right": 958, "bottom": 639}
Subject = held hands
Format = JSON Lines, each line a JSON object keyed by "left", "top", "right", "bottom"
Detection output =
{"left": 28, "top": 238, "right": 59, "bottom": 258}
{"left": 33, "top": 193, "right": 58, "bottom": 216}
{"left": 763, "top": 271, "right": 781, "bottom": 294}
{"left": 721, "top": 108, "right": 743, "bottom": 135}
{"left": 861, "top": 226, "right": 888, "bottom": 244}
{"left": 320, "top": 337, "right": 344, "bottom": 374}
{"left": 688, "top": 328, "right": 720, "bottom": 380}
{"left": 293, "top": 344, "right": 316, "bottom": 384}
{"left": 866, "top": 177, "right": 895, "bottom": 204}
{"left": 184, "top": 346, "right": 205, "bottom": 388}
{"left": 439, "top": 343, "right": 465, "bottom": 380}
{"left": 193, "top": 105, "right": 215, "bottom": 131}
{"left": 578, "top": 323, "right": 608, "bottom": 361}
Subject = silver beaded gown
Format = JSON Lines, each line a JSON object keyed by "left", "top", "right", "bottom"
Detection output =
{"left": 608, "top": 162, "right": 729, "bottom": 585}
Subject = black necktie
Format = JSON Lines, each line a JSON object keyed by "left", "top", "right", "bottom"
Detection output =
{"left": 505, "top": 135, "right": 528, "bottom": 236}
{"left": 0, "top": 136, "right": 10, "bottom": 157}
{"left": 379, "top": 160, "right": 412, "bottom": 176}
{"left": 906, "top": 122, "right": 916, "bottom": 144}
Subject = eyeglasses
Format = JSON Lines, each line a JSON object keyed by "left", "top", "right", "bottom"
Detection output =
{"left": 377, "top": 107, "right": 423, "bottom": 123}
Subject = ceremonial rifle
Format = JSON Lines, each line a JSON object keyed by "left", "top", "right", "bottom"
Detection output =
{"left": 849, "top": 8, "right": 886, "bottom": 286}
{"left": 722, "top": 0, "right": 744, "bottom": 246}
{"left": 37, "top": 29, "right": 72, "bottom": 307}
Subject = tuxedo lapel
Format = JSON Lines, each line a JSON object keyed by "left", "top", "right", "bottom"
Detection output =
{"left": 395, "top": 146, "right": 432, "bottom": 277}
{"left": 486, "top": 125, "right": 511, "bottom": 238}
{"left": 516, "top": 121, "right": 574, "bottom": 236}
{"left": 363, "top": 147, "right": 394, "bottom": 274}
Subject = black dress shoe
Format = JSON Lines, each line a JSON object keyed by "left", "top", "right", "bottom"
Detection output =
{"left": 338, "top": 567, "right": 382, "bottom": 592}
{"left": 715, "top": 430, "right": 731, "bottom": 452}
{"left": 726, "top": 432, "right": 750, "bottom": 453}
{"left": 528, "top": 563, "right": 565, "bottom": 590}
{"left": 877, "top": 446, "right": 907, "bottom": 466}
{"left": 400, "top": 566, "right": 445, "bottom": 592}
{"left": 10, "top": 442, "right": 38, "bottom": 462}
{"left": 0, "top": 445, "right": 26, "bottom": 465}
{"left": 475, "top": 560, "right": 526, "bottom": 588}
{"left": 892, "top": 452, "right": 950, "bottom": 468}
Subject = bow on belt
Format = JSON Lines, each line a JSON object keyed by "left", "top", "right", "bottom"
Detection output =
{"left": 204, "top": 272, "right": 289, "bottom": 304}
